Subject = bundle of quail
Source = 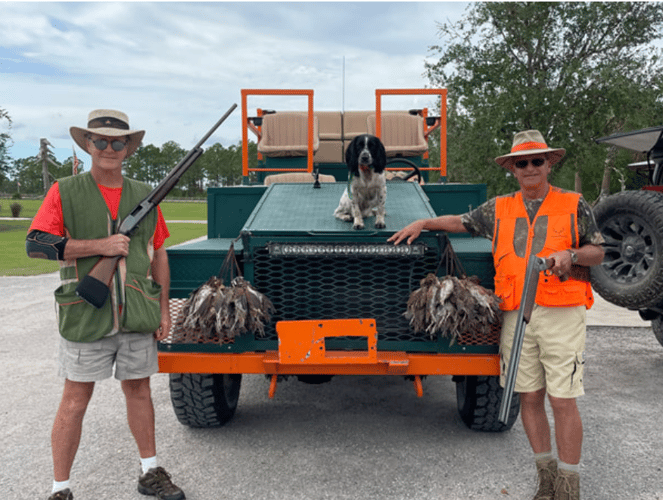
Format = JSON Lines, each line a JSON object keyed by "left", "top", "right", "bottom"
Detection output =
{"left": 405, "top": 273, "right": 502, "bottom": 344}
{"left": 174, "top": 276, "right": 274, "bottom": 344}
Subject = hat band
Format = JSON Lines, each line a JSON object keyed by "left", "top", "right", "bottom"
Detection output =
{"left": 511, "top": 141, "right": 548, "bottom": 153}
{"left": 87, "top": 116, "right": 130, "bottom": 130}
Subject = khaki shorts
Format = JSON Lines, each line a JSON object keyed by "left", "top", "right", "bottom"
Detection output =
{"left": 58, "top": 333, "right": 158, "bottom": 382}
{"left": 499, "top": 304, "right": 586, "bottom": 399}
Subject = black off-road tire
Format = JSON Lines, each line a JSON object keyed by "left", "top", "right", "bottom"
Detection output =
{"left": 455, "top": 375, "right": 519, "bottom": 432}
{"left": 169, "top": 373, "right": 241, "bottom": 428}
{"left": 590, "top": 190, "right": 663, "bottom": 309}
{"left": 651, "top": 316, "right": 663, "bottom": 347}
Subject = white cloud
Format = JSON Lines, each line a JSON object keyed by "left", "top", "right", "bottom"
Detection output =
{"left": 1, "top": 1, "right": 469, "bottom": 162}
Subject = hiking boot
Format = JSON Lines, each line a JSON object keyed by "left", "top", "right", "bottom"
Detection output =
{"left": 554, "top": 468, "right": 580, "bottom": 500}
{"left": 48, "top": 489, "right": 73, "bottom": 500}
{"left": 532, "top": 459, "right": 557, "bottom": 500}
{"left": 138, "top": 467, "right": 186, "bottom": 500}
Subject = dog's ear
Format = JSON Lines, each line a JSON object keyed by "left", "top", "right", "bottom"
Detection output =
{"left": 345, "top": 136, "right": 359, "bottom": 173}
{"left": 372, "top": 137, "right": 387, "bottom": 173}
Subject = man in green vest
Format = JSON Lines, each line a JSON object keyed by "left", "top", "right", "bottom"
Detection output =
{"left": 27, "top": 110, "right": 185, "bottom": 500}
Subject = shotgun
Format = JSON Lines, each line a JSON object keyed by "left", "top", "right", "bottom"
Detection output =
{"left": 497, "top": 254, "right": 553, "bottom": 425}
{"left": 75, "top": 103, "right": 238, "bottom": 308}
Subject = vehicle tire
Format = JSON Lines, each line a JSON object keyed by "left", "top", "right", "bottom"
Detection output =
{"left": 169, "top": 373, "right": 241, "bottom": 428}
{"left": 651, "top": 316, "right": 663, "bottom": 347}
{"left": 590, "top": 190, "right": 663, "bottom": 309}
{"left": 455, "top": 375, "right": 519, "bottom": 432}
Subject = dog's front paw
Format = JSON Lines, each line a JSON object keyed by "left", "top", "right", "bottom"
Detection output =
{"left": 374, "top": 221, "right": 386, "bottom": 229}
{"left": 353, "top": 222, "right": 365, "bottom": 230}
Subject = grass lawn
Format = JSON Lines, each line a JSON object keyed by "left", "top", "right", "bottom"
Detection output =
{"left": 1, "top": 198, "right": 206, "bottom": 221}
{"left": 0, "top": 200, "right": 207, "bottom": 276}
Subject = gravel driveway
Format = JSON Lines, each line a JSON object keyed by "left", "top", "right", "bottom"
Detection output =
{"left": 2, "top": 273, "right": 661, "bottom": 500}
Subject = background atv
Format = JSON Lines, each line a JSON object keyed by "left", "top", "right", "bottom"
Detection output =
{"left": 592, "top": 126, "right": 663, "bottom": 346}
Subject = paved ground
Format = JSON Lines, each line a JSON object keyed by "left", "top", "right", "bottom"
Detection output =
{"left": 1, "top": 272, "right": 661, "bottom": 500}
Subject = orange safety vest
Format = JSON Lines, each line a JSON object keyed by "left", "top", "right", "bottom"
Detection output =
{"left": 492, "top": 187, "right": 594, "bottom": 311}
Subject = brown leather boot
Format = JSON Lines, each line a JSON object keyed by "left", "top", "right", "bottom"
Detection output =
{"left": 532, "top": 458, "right": 557, "bottom": 500}
{"left": 554, "top": 468, "right": 580, "bottom": 500}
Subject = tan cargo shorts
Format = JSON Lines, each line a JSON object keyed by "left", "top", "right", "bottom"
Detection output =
{"left": 58, "top": 333, "right": 159, "bottom": 382}
{"left": 499, "top": 304, "right": 586, "bottom": 399}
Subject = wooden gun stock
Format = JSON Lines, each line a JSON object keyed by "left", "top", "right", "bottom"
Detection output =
{"left": 75, "top": 104, "right": 237, "bottom": 308}
{"left": 75, "top": 255, "right": 123, "bottom": 309}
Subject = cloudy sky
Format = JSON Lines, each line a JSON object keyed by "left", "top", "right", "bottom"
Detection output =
{"left": 1, "top": 1, "right": 470, "bottom": 164}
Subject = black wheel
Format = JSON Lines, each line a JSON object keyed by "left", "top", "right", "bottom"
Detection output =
{"left": 455, "top": 375, "right": 519, "bottom": 432}
{"left": 169, "top": 373, "right": 241, "bottom": 428}
{"left": 590, "top": 190, "right": 663, "bottom": 309}
{"left": 651, "top": 316, "right": 663, "bottom": 347}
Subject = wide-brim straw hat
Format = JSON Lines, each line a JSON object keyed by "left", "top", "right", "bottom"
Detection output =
{"left": 495, "top": 129, "right": 565, "bottom": 169}
{"left": 70, "top": 109, "right": 145, "bottom": 157}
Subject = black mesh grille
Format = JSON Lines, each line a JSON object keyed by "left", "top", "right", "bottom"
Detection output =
{"left": 251, "top": 245, "right": 439, "bottom": 343}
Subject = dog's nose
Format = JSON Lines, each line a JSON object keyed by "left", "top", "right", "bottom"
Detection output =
{"left": 359, "top": 153, "right": 371, "bottom": 164}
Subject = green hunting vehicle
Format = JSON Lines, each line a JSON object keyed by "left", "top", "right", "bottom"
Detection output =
{"left": 158, "top": 88, "right": 520, "bottom": 432}
{"left": 592, "top": 126, "right": 663, "bottom": 346}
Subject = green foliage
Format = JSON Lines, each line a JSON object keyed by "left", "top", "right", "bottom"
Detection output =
{"left": 426, "top": 2, "right": 663, "bottom": 201}
{"left": 125, "top": 140, "right": 256, "bottom": 196}
{"left": 0, "top": 108, "right": 11, "bottom": 188}
{"left": 9, "top": 153, "right": 84, "bottom": 195}
{"left": 10, "top": 202, "right": 22, "bottom": 217}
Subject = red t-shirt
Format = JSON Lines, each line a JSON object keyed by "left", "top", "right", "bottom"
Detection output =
{"left": 30, "top": 182, "right": 170, "bottom": 250}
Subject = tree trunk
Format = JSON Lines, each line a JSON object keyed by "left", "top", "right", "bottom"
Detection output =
{"left": 597, "top": 145, "right": 617, "bottom": 203}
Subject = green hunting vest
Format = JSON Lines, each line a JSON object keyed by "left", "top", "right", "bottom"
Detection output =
{"left": 54, "top": 172, "right": 162, "bottom": 342}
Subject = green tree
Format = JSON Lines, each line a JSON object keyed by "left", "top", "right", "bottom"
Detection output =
{"left": 125, "top": 142, "right": 186, "bottom": 188}
{"left": 426, "top": 2, "right": 663, "bottom": 201}
{"left": 202, "top": 141, "right": 256, "bottom": 187}
{"left": 12, "top": 156, "right": 46, "bottom": 194}
{"left": 0, "top": 108, "right": 12, "bottom": 191}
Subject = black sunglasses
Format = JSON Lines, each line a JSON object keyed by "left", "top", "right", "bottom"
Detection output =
{"left": 90, "top": 137, "right": 127, "bottom": 152}
{"left": 514, "top": 158, "right": 546, "bottom": 169}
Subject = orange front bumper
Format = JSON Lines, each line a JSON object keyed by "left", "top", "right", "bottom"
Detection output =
{"left": 158, "top": 318, "right": 499, "bottom": 377}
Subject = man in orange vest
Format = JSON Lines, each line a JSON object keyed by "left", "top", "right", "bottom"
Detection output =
{"left": 389, "top": 130, "right": 605, "bottom": 500}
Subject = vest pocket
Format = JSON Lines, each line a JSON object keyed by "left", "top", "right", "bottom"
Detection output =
{"left": 54, "top": 283, "right": 113, "bottom": 342}
{"left": 494, "top": 274, "right": 517, "bottom": 310}
{"left": 537, "top": 277, "right": 588, "bottom": 307}
{"left": 122, "top": 274, "right": 162, "bottom": 333}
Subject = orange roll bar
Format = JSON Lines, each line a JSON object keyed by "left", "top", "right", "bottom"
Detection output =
{"left": 375, "top": 88, "right": 447, "bottom": 179}
{"left": 241, "top": 89, "right": 315, "bottom": 177}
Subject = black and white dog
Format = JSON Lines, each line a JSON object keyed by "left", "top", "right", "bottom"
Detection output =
{"left": 334, "top": 134, "right": 387, "bottom": 230}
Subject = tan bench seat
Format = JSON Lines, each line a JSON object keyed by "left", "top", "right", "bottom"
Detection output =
{"left": 264, "top": 172, "right": 336, "bottom": 185}
{"left": 367, "top": 113, "right": 428, "bottom": 157}
{"left": 257, "top": 112, "right": 319, "bottom": 158}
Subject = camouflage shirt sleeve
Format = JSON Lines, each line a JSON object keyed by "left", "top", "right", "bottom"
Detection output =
{"left": 459, "top": 192, "right": 605, "bottom": 247}
{"left": 460, "top": 197, "right": 496, "bottom": 240}
{"left": 577, "top": 196, "right": 605, "bottom": 247}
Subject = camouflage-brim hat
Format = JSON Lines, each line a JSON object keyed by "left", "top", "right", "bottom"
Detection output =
{"left": 495, "top": 129, "right": 565, "bottom": 169}
{"left": 70, "top": 109, "right": 145, "bottom": 157}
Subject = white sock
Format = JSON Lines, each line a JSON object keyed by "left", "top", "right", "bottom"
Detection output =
{"left": 52, "top": 479, "right": 70, "bottom": 493}
{"left": 140, "top": 455, "right": 158, "bottom": 474}
{"left": 558, "top": 460, "right": 580, "bottom": 473}
{"left": 534, "top": 451, "right": 555, "bottom": 463}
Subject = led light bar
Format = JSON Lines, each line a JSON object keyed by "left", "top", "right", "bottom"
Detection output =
{"left": 267, "top": 242, "right": 426, "bottom": 258}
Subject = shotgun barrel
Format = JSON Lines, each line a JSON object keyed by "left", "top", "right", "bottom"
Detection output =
{"left": 497, "top": 254, "right": 551, "bottom": 425}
